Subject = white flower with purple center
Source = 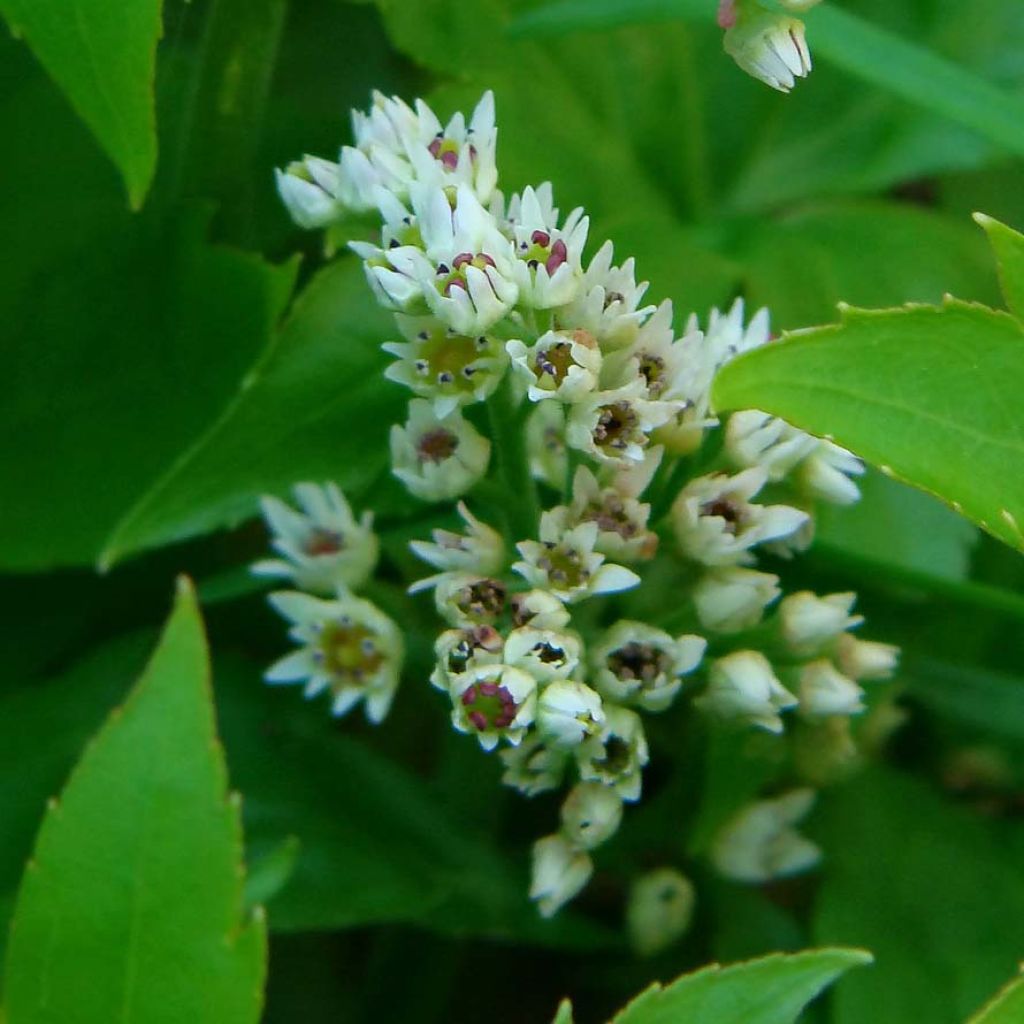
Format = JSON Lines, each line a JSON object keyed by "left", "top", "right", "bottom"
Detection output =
{"left": 507, "top": 328, "right": 603, "bottom": 404}
{"left": 450, "top": 664, "right": 537, "bottom": 750}
{"left": 265, "top": 590, "right": 403, "bottom": 723}
{"left": 576, "top": 705, "right": 650, "bottom": 802}
{"left": 430, "top": 572, "right": 508, "bottom": 627}
{"left": 565, "top": 464, "right": 658, "bottom": 563}
{"left": 252, "top": 482, "right": 378, "bottom": 595}
{"left": 391, "top": 399, "right": 491, "bottom": 502}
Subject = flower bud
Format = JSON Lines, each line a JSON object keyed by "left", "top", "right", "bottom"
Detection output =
{"left": 275, "top": 157, "right": 345, "bottom": 229}
{"left": 537, "top": 680, "right": 606, "bottom": 748}
{"left": 692, "top": 566, "right": 780, "bottom": 634}
{"left": 626, "top": 868, "right": 696, "bottom": 957}
{"left": 409, "top": 502, "right": 505, "bottom": 576}
{"left": 560, "top": 782, "right": 623, "bottom": 851}
{"left": 779, "top": 591, "right": 862, "bottom": 655}
{"left": 510, "top": 589, "right": 571, "bottom": 630}
{"left": 797, "top": 659, "right": 865, "bottom": 719}
{"left": 835, "top": 634, "right": 900, "bottom": 682}
{"left": 530, "top": 834, "right": 593, "bottom": 918}
{"left": 710, "top": 789, "right": 821, "bottom": 883}
{"left": 723, "top": 11, "right": 812, "bottom": 94}
{"left": 500, "top": 734, "right": 569, "bottom": 796}
{"left": 697, "top": 651, "right": 797, "bottom": 734}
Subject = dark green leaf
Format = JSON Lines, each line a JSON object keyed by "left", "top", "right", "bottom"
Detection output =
{"left": 3, "top": 580, "right": 265, "bottom": 1024}
{"left": 713, "top": 301, "right": 1024, "bottom": 551}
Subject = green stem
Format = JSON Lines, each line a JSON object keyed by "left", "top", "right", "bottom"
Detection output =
{"left": 486, "top": 376, "right": 540, "bottom": 542}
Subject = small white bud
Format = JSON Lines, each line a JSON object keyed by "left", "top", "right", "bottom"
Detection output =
{"left": 537, "top": 680, "right": 606, "bottom": 748}
{"left": 711, "top": 789, "right": 821, "bottom": 883}
{"left": 724, "top": 12, "right": 812, "bottom": 94}
{"left": 626, "top": 868, "right": 696, "bottom": 957}
{"left": 779, "top": 591, "right": 863, "bottom": 655}
{"left": 692, "top": 566, "right": 780, "bottom": 634}
{"left": 560, "top": 782, "right": 623, "bottom": 851}
{"left": 275, "top": 157, "right": 345, "bottom": 229}
{"left": 697, "top": 651, "right": 797, "bottom": 734}
{"left": 798, "top": 659, "right": 865, "bottom": 719}
{"left": 835, "top": 634, "right": 900, "bottom": 681}
{"left": 530, "top": 834, "right": 593, "bottom": 918}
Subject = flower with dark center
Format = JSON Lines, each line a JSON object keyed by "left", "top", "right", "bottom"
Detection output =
{"left": 417, "top": 428, "right": 460, "bottom": 464}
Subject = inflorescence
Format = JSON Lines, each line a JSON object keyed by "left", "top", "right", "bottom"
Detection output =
{"left": 259, "top": 89, "right": 898, "bottom": 937}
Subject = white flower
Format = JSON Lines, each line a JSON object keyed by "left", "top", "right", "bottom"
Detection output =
{"left": 514, "top": 512, "right": 640, "bottom": 603}
{"left": 576, "top": 705, "right": 649, "bottom": 802}
{"left": 672, "top": 467, "right": 809, "bottom": 566}
{"left": 509, "top": 589, "right": 572, "bottom": 631}
{"left": 506, "top": 329, "right": 602, "bottom": 403}
{"left": 530, "top": 834, "right": 593, "bottom": 918}
{"left": 391, "top": 400, "right": 491, "bottom": 502}
{"left": 560, "top": 782, "right": 623, "bottom": 851}
{"left": 504, "top": 627, "right": 582, "bottom": 683}
{"left": 431, "top": 572, "right": 508, "bottom": 627}
{"left": 798, "top": 659, "right": 866, "bottom": 719}
{"left": 537, "top": 680, "right": 606, "bottom": 748}
{"left": 780, "top": 591, "right": 863, "bottom": 655}
{"left": 601, "top": 301, "right": 693, "bottom": 401}
{"left": 591, "top": 621, "right": 706, "bottom": 713}
{"left": 430, "top": 624, "right": 504, "bottom": 692}
{"left": 692, "top": 567, "right": 781, "bottom": 634}
{"left": 697, "top": 651, "right": 797, "bottom": 734}
{"left": 409, "top": 502, "right": 505, "bottom": 577}
{"left": 726, "top": 411, "right": 864, "bottom": 506}
{"left": 835, "top": 634, "right": 900, "bottom": 682}
{"left": 626, "top": 869, "right": 696, "bottom": 957}
{"left": 526, "top": 400, "right": 568, "bottom": 489}
{"left": 407, "top": 183, "right": 519, "bottom": 334}
{"left": 252, "top": 482, "right": 378, "bottom": 595}
{"left": 565, "top": 465, "right": 658, "bottom": 563}
{"left": 556, "top": 241, "right": 655, "bottom": 351}
{"left": 503, "top": 183, "right": 589, "bottom": 308}
{"left": 450, "top": 663, "right": 537, "bottom": 750}
{"left": 500, "top": 734, "right": 569, "bottom": 796}
{"left": 566, "top": 380, "right": 678, "bottom": 466}
{"left": 265, "top": 590, "right": 403, "bottom": 723}
{"left": 724, "top": 12, "right": 812, "bottom": 94}
{"left": 710, "top": 790, "right": 821, "bottom": 883}
{"left": 275, "top": 157, "right": 346, "bottom": 229}
{"left": 335, "top": 90, "right": 498, "bottom": 211}
{"left": 383, "top": 315, "right": 508, "bottom": 416}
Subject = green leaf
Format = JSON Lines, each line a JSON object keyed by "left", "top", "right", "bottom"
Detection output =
{"left": 813, "top": 768, "right": 1024, "bottom": 1024}
{"left": 0, "top": 0, "right": 162, "bottom": 208}
{"left": 611, "top": 948, "right": 872, "bottom": 1024}
{"left": 3, "top": 580, "right": 265, "bottom": 1024}
{"left": 969, "top": 974, "right": 1024, "bottom": 1024}
{"left": 975, "top": 214, "right": 1024, "bottom": 320}
{"left": 511, "top": 1, "right": 1024, "bottom": 163}
{"left": 712, "top": 301, "right": 1024, "bottom": 551}
{"left": 97, "top": 257, "right": 401, "bottom": 568}
{"left": 550, "top": 999, "right": 574, "bottom": 1024}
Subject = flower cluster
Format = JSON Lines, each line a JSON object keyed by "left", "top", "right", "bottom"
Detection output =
{"left": 263, "top": 89, "right": 898, "bottom": 925}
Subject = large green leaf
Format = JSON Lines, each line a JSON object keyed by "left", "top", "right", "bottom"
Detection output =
{"left": 813, "top": 769, "right": 1024, "bottom": 1024}
{"left": 712, "top": 301, "right": 1024, "bottom": 551}
{"left": 0, "top": 209, "right": 298, "bottom": 572}
{"left": 3, "top": 580, "right": 265, "bottom": 1024}
{"left": 0, "top": 0, "right": 162, "bottom": 207}
{"left": 97, "top": 258, "right": 401, "bottom": 568}
{"left": 609, "top": 948, "right": 871, "bottom": 1024}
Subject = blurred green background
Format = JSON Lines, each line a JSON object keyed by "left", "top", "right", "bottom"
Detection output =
{"left": 2, "top": 1, "right": 1024, "bottom": 1021}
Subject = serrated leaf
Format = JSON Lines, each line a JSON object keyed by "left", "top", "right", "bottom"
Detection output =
{"left": 975, "top": 214, "right": 1024, "bottom": 320}
{"left": 0, "top": 0, "right": 162, "bottom": 207}
{"left": 712, "top": 301, "right": 1024, "bottom": 551}
{"left": 969, "top": 974, "right": 1024, "bottom": 1024}
{"left": 3, "top": 581, "right": 265, "bottom": 1024}
{"left": 611, "top": 948, "right": 872, "bottom": 1024}
{"left": 813, "top": 769, "right": 1024, "bottom": 1024}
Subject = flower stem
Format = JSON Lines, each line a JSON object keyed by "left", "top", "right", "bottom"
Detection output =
{"left": 487, "top": 375, "right": 540, "bottom": 542}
